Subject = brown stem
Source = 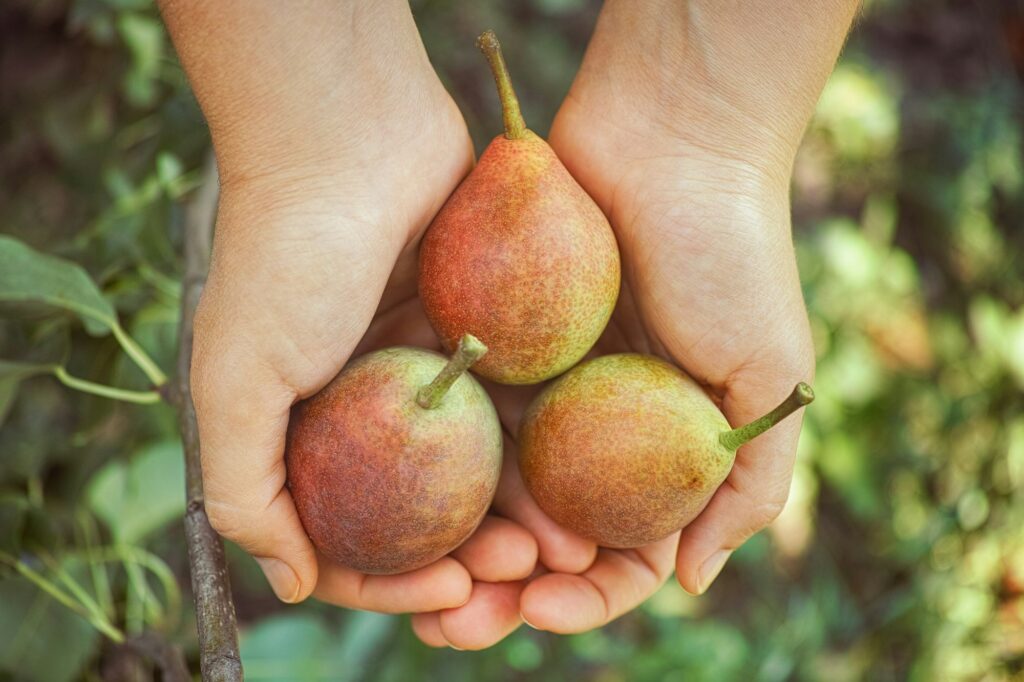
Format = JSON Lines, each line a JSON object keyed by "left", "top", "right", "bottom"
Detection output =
{"left": 476, "top": 30, "right": 527, "bottom": 139}
{"left": 173, "top": 154, "right": 243, "bottom": 681}
{"left": 718, "top": 383, "right": 815, "bottom": 451}
{"left": 416, "top": 334, "right": 487, "bottom": 409}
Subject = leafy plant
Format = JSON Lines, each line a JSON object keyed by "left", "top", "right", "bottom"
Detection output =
{"left": 1, "top": 0, "right": 1022, "bottom": 679}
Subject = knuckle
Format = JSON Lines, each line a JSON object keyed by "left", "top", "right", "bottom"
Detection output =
{"left": 727, "top": 473, "right": 792, "bottom": 533}
{"left": 204, "top": 499, "right": 247, "bottom": 542}
{"left": 753, "top": 494, "right": 788, "bottom": 528}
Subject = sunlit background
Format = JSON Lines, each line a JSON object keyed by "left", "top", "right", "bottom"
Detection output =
{"left": 1, "top": 0, "right": 1023, "bottom": 680}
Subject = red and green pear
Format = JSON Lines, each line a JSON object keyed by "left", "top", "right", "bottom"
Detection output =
{"left": 419, "top": 30, "right": 620, "bottom": 385}
{"left": 518, "top": 353, "right": 814, "bottom": 548}
{"left": 286, "top": 335, "right": 502, "bottom": 575}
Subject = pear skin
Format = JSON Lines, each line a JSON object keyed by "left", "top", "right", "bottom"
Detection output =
{"left": 518, "top": 354, "right": 813, "bottom": 548}
{"left": 419, "top": 30, "right": 620, "bottom": 385}
{"left": 286, "top": 337, "right": 502, "bottom": 574}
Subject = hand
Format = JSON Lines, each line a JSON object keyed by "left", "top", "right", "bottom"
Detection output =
{"left": 538, "top": 88, "right": 815, "bottom": 609}
{"left": 414, "top": 123, "right": 811, "bottom": 641}
{"left": 189, "top": 51, "right": 541, "bottom": 616}
{"left": 412, "top": 1, "right": 831, "bottom": 643}
{"left": 166, "top": 0, "right": 848, "bottom": 653}
{"left": 526, "top": 21, "right": 817, "bottom": 626}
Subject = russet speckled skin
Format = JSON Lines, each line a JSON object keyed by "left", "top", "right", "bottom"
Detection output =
{"left": 518, "top": 354, "right": 734, "bottom": 548}
{"left": 418, "top": 130, "right": 620, "bottom": 385}
{"left": 285, "top": 347, "right": 502, "bottom": 575}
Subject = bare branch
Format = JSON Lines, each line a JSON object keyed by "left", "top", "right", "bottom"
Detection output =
{"left": 173, "top": 155, "right": 243, "bottom": 681}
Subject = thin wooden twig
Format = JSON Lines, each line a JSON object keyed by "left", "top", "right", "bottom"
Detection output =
{"left": 173, "top": 155, "right": 243, "bottom": 681}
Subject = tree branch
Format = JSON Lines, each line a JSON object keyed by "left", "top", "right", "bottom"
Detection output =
{"left": 173, "top": 155, "right": 243, "bottom": 681}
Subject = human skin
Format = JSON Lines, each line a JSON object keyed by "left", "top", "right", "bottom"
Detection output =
{"left": 158, "top": 0, "right": 538, "bottom": 628}
{"left": 160, "top": 0, "right": 859, "bottom": 652}
{"left": 413, "top": 0, "right": 859, "bottom": 645}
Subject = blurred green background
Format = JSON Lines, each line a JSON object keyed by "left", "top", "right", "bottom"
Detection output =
{"left": 2, "top": 0, "right": 1023, "bottom": 680}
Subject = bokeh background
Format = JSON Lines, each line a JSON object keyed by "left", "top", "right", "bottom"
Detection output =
{"left": 2, "top": 0, "right": 1023, "bottom": 680}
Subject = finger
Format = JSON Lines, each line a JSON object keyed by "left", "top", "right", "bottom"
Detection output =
{"left": 192, "top": 202, "right": 400, "bottom": 603}
{"left": 439, "top": 581, "right": 525, "bottom": 650}
{"left": 492, "top": 435, "right": 598, "bottom": 574}
{"left": 676, "top": 363, "right": 811, "bottom": 595}
{"left": 192, "top": 318, "right": 318, "bottom": 603}
{"left": 410, "top": 613, "right": 448, "bottom": 648}
{"left": 519, "top": 532, "right": 677, "bottom": 634}
{"left": 450, "top": 516, "right": 538, "bottom": 582}
{"left": 313, "top": 555, "right": 471, "bottom": 613}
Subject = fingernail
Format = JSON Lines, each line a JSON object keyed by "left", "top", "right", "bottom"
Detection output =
{"left": 697, "top": 550, "right": 732, "bottom": 595}
{"left": 449, "top": 644, "right": 465, "bottom": 651}
{"left": 255, "top": 557, "right": 300, "bottom": 603}
{"left": 520, "top": 612, "right": 540, "bottom": 630}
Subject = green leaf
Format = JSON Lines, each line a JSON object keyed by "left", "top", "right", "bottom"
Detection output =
{"left": 0, "top": 359, "right": 54, "bottom": 382}
{"left": 816, "top": 433, "right": 882, "bottom": 519}
{"left": 155, "top": 152, "right": 184, "bottom": 188}
{"left": 86, "top": 440, "right": 184, "bottom": 544}
{"left": 0, "top": 377, "right": 22, "bottom": 428}
{"left": 533, "top": 0, "right": 587, "bottom": 14}
{"left": 814, "top": 64, "right": 899, "bottom": 162}
{"left": 240, "top": 613, "right": 333, "bottom": 681}
{"left": 21, "top": 507, "right": 61, "bottom": 553}
{"left": 240, "top": 611, "right": 395, "bottom": 681}
{"left": 504, "top": 635, "right": 544, "bottom": 672}
{"left": 335, "top": 611, "right": 395, "bottom": 674}
{"left": 0, "top": 575, "right": 100, "bottom": 682}
{"left": 117, "top": 13, "right": 165, "bottom": 107}
{"left": 0, "top": 236, "right": 116, "bottom": 336}
{"left": 0, "top": 324, "right": 73, "bottom": 427}
{"left": 0, "top": 495, "right": 30, "bottom": 555}
{"left": 0, "top": 360, "right": 60, "bottom": 429}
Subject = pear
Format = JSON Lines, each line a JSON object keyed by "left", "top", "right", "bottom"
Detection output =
{"left": 285, "top": 335, "right": 502, "bottom": 575}
{"left": 419, "top": 30, "right": 620, "bottom": 385}
{"left": 518, "top": 354, "right": 814, "bottom": 548}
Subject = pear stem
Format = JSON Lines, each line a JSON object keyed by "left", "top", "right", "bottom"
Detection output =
{"left": 718, "top": 383, "right": 815, "bottom": 451}
{"left": 476, "top": 30, "right": 527, "bottom": 140}
{"left": 416, "top": 334, "right": 488, "bottom": 409}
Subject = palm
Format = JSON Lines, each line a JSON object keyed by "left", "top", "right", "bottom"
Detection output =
{"left": 594, "top": 162, "right": 812, "bottom": 392}
{"left": 414, "top": 85, "right": 816, "bottom": 644}
{"left": 195, "top": 99, "right": 545, "bottom": 628}
{"left": 547, "top": 93, "right": 815, "bottom": 598}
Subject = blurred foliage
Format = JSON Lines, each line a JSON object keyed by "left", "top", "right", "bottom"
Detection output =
{"left": 1, "top": 0, "right": 1023, "bottom": 679}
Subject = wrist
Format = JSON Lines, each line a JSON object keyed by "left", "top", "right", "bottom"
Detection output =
{"left": 210, "top": 102, "right": 471, "bottom": 254}
{"left": 575, "top": 0, "right": 856, "bottom": 176}
{"left": 551, "top": 86, "right": 794, "bottom": 217}
{"left": 164, "top": 0, "right": 448, "bottom": 187}
{"left": 571, "top": 25, "right": 791, "bottom": 177}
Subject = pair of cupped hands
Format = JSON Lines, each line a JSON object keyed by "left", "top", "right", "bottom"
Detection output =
{"left": 190, "top": 55, "right": 814, "bottom": 650}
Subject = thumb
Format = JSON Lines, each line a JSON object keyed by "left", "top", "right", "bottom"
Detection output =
{"left": 192, "top": 328, "right": 318, "bottom": 602}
